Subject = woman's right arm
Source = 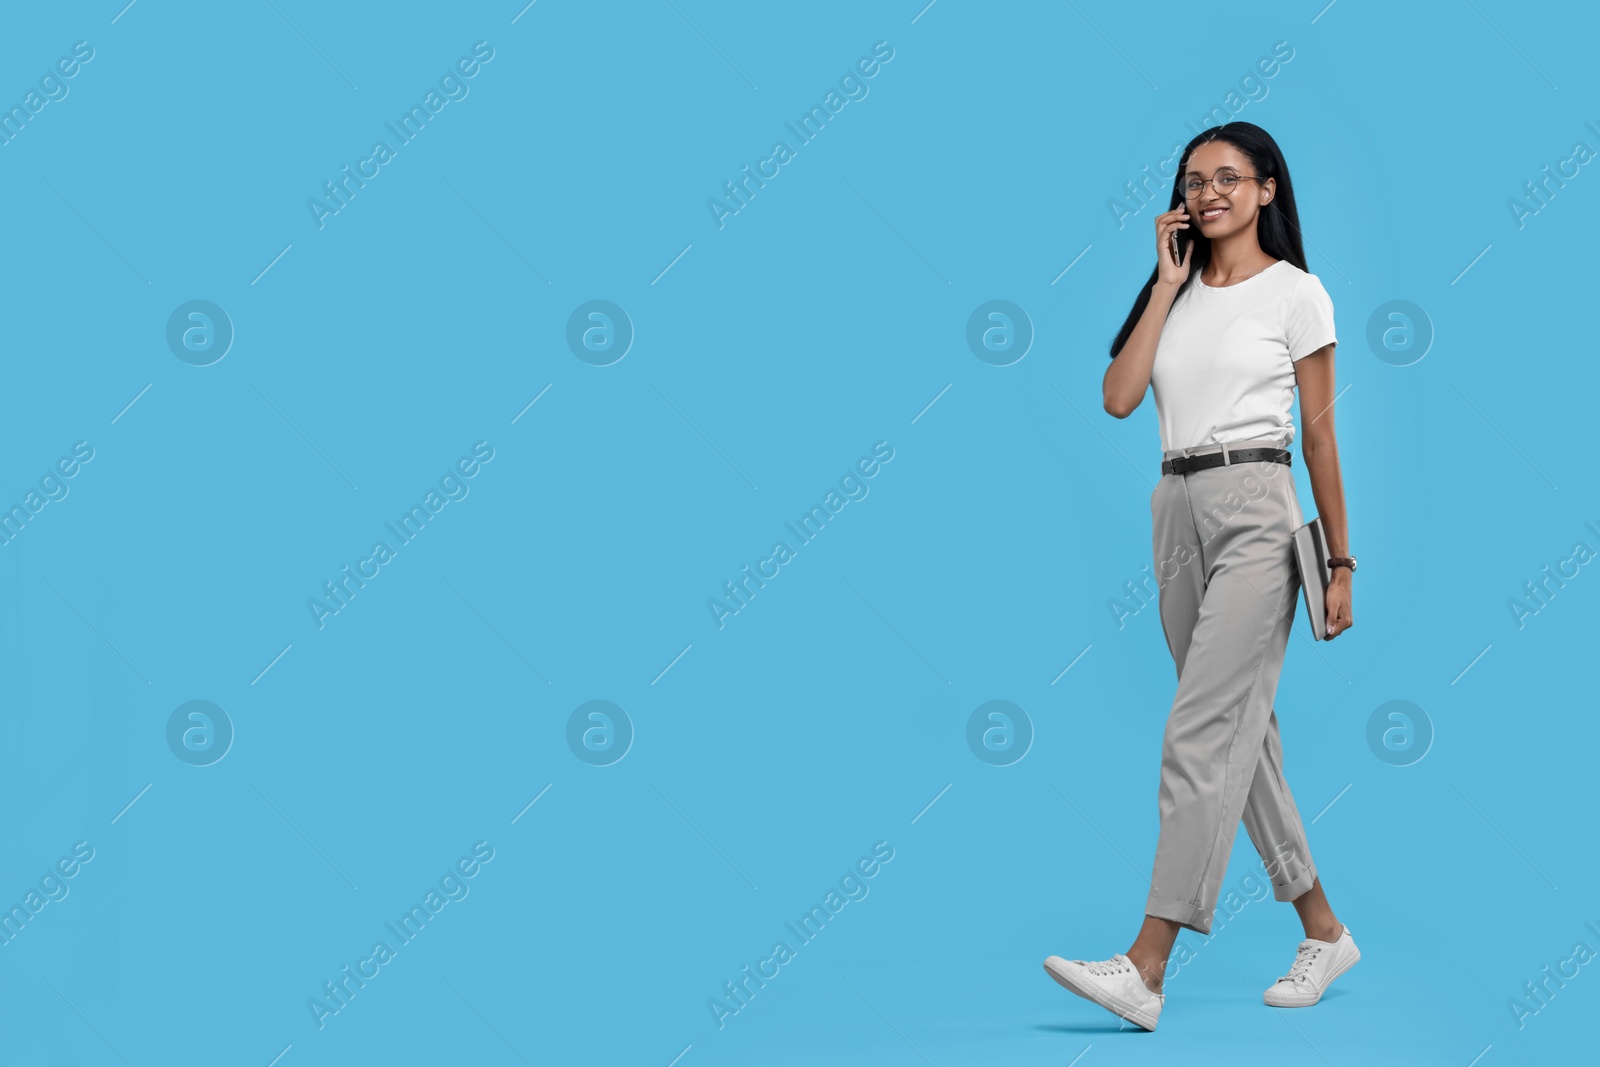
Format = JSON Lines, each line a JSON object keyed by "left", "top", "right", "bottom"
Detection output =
{"left": 1103, "top": 206, "right": 1192, "bottom": 418}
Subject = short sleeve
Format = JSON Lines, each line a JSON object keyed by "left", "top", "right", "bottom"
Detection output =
{"left": 1287, "top": 272, "right": 1337, "bottom": 361}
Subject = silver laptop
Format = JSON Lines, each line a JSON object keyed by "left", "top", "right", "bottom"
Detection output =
{"left": 1291, "top": 516, "right": 1330, "bottom": 641}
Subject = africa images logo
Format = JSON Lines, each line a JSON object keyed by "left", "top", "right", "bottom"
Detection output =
{"left": 706, "top": 40, "right": 895, "bottom": 230}
{"left": 307, "top": 441, "right": 495, "bottom": 629}
{"left": 307, "top": 42, "right": 496, "bottom": 229}
{"left": 707, "top": 441, "right": 895, "bottom": 629}
{"left": 306, "top": 841, "right": 495, "bottom": 1029}
{"left": 707, "top": 841, "right": 895, "bottom": 1030}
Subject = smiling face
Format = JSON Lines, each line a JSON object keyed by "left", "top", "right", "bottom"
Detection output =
{"left": 1181, "top": 140, "right": 1274, "bottom": 238}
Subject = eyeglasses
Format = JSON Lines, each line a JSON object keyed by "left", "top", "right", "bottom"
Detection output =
{"left": 1181, "top": 170, "right": 1266, "bottom": 199}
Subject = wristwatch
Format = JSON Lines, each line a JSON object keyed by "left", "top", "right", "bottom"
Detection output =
{"left": 1328, "top": 556, "right": 1357, "bottom": 573}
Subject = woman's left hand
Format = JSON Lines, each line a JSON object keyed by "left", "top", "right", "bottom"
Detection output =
{"left": 1324, "top": 572, "right": 1353, "bottom": 639}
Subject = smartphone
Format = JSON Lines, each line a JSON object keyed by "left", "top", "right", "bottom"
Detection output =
{"left": 1169, "top": 222, "right": 1187, "bottom": 266}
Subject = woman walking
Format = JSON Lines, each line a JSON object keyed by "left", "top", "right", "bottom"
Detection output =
{"left": 1043, "top": 122, "right": 1359, "bottom": 1031}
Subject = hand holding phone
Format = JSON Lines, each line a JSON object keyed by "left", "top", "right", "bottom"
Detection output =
{"left": 1169, "top": 208, "right": 1189, "bottom": 266}
{"left": 1161, "top": 205, "right": 1191, "bottom": 281}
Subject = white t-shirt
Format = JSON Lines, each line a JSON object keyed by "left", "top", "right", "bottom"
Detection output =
{"left": 1149, "top": 259, "right": 1337, "bottom": 453}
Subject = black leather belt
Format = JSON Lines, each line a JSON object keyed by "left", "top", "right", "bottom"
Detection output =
{"left": 1161, "top": 446, "right": 1291, "bottom": 477}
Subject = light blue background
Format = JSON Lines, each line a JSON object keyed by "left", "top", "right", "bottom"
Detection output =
{"left": 2, "top": 2, "right": 1596, "bottom": 1065}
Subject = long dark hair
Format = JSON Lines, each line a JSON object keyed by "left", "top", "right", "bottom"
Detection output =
{"left": 1107, "top": 122, "right": 1310, "bottom": 360}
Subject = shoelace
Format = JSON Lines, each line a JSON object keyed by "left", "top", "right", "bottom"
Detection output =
{"left": 1281, "top": 941, "right": 1322, "bottom": 985}
{"left": 1080, "top": 956, "right": 1131, "bottom": 978}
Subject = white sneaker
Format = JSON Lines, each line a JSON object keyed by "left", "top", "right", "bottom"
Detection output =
{"left": 1043, "top": 952, "right": 1164, "bottom": 1031}
{"left": 1262, "top": 924, "right": 1360, "bottom": 1007}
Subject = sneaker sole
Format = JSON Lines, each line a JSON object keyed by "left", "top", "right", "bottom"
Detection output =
{"left": 1043, "top": 957, "right": 1160, "bottom": 1031}
{"left": 1263, "top": 944, "right": 1361, "bottom": 1007}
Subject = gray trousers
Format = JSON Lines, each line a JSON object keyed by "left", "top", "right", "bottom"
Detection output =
{"left": 1145, "top": 437, "right": 1318, "bottom": 935}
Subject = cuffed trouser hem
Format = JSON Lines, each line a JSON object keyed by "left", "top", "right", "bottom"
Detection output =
{"left": 1145, "top": 891, "right": 1214, "bottom": 936}
{"left": 1271, "top": 861, "right": 1318, "bottom": 903}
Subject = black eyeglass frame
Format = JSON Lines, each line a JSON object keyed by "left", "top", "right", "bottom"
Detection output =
{"left": 1180, "top": 172, "right": 1269, "bottom": 200}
